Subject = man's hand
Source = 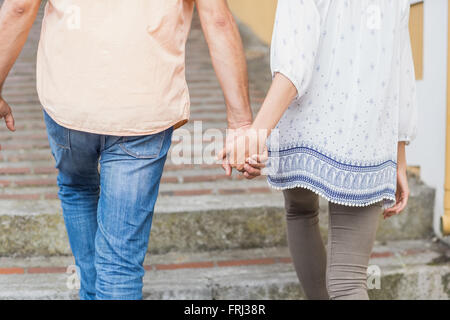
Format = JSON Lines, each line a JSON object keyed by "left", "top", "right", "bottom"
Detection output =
{"left": 219, "top": 125, "right": 250, "bottom": 176}
{"left": 218, "top": 127, "right": 267, "bottom": 175}
{"left": 0, "top": 96, "right": 15, "bottom": 132}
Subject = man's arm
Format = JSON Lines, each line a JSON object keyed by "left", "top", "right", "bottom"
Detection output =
{"left": 195, "top": 0, "right": 253, "bottom": 130}
{"left": 0, "top": 0, "right": 42, "bottom": 132}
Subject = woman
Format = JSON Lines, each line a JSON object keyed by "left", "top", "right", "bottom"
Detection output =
{"left": 221, "top": 0, "right": 418, "bottom": 300}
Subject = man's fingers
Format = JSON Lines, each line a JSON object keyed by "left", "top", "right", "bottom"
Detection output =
{"left": 220, "top": 151, "right": 232, "bottom": 176}
{"left": 243, "top": 171, "right": 257, "bottom": 180}
{"left": 0, "top": 99, "right": 15, "bottom": 132}
{"left": 244, "top": 163, "right": 261, "bottom": 177}
{"left": 4, "top": 112, "right": 15, "bottom": 132}
{"left": 243, "top": 164, "right": 260, "bottom": 176}
{"left": 216, "top": 147, "right": 227, "bottom": 161}
{"left": 222, "top": 162, "right": 232, "bottom": 176}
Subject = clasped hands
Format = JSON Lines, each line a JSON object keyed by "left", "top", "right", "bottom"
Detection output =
{"left": 217, "top": 127, "right": 269, "bottom": 179}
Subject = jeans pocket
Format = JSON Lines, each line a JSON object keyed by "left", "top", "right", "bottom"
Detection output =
{"left": 43, "top": 109, "right": 70, "bottom": 149}
{"left": 119, "top": 129, "right": 167, "bottom": 159}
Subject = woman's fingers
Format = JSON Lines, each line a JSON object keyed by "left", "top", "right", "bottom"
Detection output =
{"left": 396, "top": 193, "right": 409, "bottom": 212}
{"left": 243, "top": 163, "right": 261, "bottom": 177}
{"left": 383, "top": 193, "right": 409, "bottom": 219}
{"left": 383, "top": 167, "right": 410, "bottom": 219}
{"left": 247, "top": 155, "right": 266, "bottom": 169}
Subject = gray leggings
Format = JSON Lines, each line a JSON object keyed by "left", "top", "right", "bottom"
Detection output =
{"left": 283, "top": 188, "right": 382, "bottom": 300}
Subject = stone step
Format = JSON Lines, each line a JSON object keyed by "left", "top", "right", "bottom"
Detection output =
{"left": 0, "top": 240, "right": 448, "bottom": 300}
{"left": 0, "top": 175, "right": 435, "bottom": 256}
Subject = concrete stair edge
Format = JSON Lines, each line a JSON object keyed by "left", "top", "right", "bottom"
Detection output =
{"left": 0, "top": 247, "right": 448, "bottom": 300}
{"left": 0, "top": 178, "right": 436, "bottom": 256}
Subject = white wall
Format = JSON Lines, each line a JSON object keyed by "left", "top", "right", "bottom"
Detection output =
{"left": 408, "top": 0, "right": 448, "bottom": 238}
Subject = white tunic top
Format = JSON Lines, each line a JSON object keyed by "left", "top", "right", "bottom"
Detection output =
{"left": 266, "top": 0, "right": 418, "bottom": 208}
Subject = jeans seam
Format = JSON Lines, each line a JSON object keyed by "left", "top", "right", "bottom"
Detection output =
{"left": 119, "top": 130, "right": 166, "bottom": 159}
{"left": 44, "top": 109, "right": 71, "bottom": 150}
{"left": 51, "top": 137, "right": 70, "bottom": 150}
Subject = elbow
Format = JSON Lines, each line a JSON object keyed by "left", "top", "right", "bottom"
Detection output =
{"left": 203, "top": 10, "right": 235, "bottom": 33}
{"left": 212, "top": 13, "right": 234, "bottom": 30}
{"left": 4, "top": 0, "right": 38, "bottom": 17}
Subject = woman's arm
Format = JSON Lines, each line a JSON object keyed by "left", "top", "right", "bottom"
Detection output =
{"left": 384, "top": 3, "right": 417, "bottom": 216}
{"left": 218, "top": 0, "right": 322, "bottom": 174}
{"left": 237, "top": 73, "right": 297, "bottom": 178}
{"left": 217, "top": 73, "right": 297, "bottom": 173}
{"left": 251, "top": 73, "right": 298, "bottom": 135}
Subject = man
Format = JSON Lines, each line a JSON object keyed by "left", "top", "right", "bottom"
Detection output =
{"left": 0, "top": 0, "right": 252, "bottom": 300}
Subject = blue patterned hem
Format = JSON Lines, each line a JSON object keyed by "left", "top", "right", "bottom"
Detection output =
{"left": 267, "top": 145, "right": 397, "bottom": 208}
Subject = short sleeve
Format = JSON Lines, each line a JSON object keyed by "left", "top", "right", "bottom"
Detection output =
{"left": 270, "top": 0, "right": 321, "bottom": 97}
{"left": 398, "top": 3, "right": 419, "bottom": 145}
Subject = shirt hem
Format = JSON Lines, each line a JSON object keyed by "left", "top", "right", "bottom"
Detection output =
{"left": 267, "top": 179, "right": 396, "bottom": 210}
{"left": 41, "top": 105, "right": 189, "bottom": 136}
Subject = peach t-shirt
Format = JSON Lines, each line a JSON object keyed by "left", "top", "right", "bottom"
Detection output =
{"left": 36, "top": 0, "right": 194, "bottom": 136}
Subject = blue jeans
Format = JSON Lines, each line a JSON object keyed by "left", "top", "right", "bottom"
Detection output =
{"left": 43, "top": 109, "right": 173, "bottom": 300}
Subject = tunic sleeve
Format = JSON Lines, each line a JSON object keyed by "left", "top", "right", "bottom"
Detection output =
{"left": 398, "top": 3, "right": 419, "bottom": 145}
{"left": 270, "top": 0, "right": 321, "bottom": 97}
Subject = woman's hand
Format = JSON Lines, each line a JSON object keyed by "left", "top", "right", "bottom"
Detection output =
{"left": 243, "top": 152, "right": 268, "bottom": 180}
{"left": 383, "top": 142, "right": 409, "bottom": 219}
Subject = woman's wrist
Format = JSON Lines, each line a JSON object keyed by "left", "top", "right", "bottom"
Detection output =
{"left": 397, "top": 142, "right": 407, "bottom": 172}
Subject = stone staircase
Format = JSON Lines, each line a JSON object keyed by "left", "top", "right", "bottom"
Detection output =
{"left": 0, "top": 240, "right": 449, "bottom": 300}
{"left": 0, "top": 5, "right": 448, "bottom": 300}
{"left": 0, "top": 178, "right": 437, "bottom": 257}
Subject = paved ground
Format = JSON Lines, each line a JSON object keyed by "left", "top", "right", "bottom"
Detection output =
{"left": 0, "top": 240, "right": 449, "bottom": 299}
{"left": 0, "top": 6, "right": 272, "bottom": 201}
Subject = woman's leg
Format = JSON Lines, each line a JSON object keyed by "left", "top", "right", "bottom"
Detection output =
{"left": 326, "top": 202, "right": 383, "bottom": 300}
{"left": 283, "top": 188, "right": 329, "bottom": 300}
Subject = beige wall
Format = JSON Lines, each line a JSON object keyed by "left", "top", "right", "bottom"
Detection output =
{"left": 410, "top": 2, "right": 424, "bottom": 80}
{"left": 227, "top": 0, "right": 277, "bottom": 44}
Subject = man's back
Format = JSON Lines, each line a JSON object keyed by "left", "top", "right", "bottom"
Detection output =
{"left": 37, "top": 0, "right": 194, "bottom": 136}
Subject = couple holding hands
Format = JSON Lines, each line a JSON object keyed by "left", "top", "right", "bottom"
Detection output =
{"left": 0, "top": 0, "right": 417, "bottom": 300}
